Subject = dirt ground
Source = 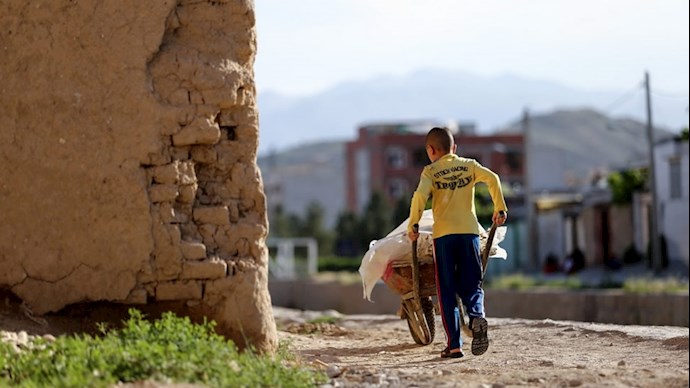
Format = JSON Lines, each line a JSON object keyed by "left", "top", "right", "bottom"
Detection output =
{"left": 274, "top": 307, "right": 689, "bottom": 388}
{"left": 1, "top": 291, "right": 688, "bottom": 388}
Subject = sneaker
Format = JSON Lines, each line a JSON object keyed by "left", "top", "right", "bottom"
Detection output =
{"left": 441, "top": 347, "right": 464, "bottom": 359}
{"left": 471, "top": 317, "right": 489, "bottom": 356}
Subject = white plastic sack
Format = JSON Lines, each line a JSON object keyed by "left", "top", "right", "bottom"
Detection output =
{"left": 359, "top": 209, "right": 507, "bottom": 301}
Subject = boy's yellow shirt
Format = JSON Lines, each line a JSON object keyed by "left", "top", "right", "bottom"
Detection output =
{"left": 408, "top": 153, "right": 508, "bottom": 238}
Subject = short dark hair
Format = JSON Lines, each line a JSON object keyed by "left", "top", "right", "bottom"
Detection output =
{"left": 426, "top": 127, "right": 454, "bottom": 152}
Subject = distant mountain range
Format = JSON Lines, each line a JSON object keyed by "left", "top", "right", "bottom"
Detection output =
{"left": 258, "top": 108, "right": 677, "bottom": 227}
{"left": 500, "top": 109, "right": 673, "bottom": 191}
{"left": 257, "top": 69, "right": 688, "bottom": 155}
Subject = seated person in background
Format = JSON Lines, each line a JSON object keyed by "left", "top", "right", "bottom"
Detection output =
{"left": 563, "top": 248, "right": 585, "bottom": 275}
{"left": 542, "top": 254, "right": 560, "bottom": 274}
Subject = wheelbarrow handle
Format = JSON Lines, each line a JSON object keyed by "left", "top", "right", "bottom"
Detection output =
{"left": 411, "top": 224, "right": 421, "bottom": 309}
{"left": 481, "top": 211, "right": 506, "bottom": 279}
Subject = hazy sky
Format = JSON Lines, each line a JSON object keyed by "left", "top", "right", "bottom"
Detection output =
{"left": 254, "top": 0, "right": 689, "bottom": 96}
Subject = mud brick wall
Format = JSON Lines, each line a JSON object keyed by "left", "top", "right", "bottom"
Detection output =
{"left": 0, "top": 0, "right": 276, "bottom": 352}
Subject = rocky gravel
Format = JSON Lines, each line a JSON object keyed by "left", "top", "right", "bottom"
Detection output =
{"left": 273, "top": 307, "right": 689, "bottom": 388}
{"left": 2, "top": 299, "right": 688, "bottom": 387}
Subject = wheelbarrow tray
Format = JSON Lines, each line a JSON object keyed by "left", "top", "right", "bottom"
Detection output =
{"left": 382, "top": 256, "right": 437, "bottom": 299}
{"left": 381, "top": 255, "right": 437, "bottom": 345}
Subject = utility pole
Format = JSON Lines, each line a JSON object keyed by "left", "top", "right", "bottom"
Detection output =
{"left": 523, "top": 108, "right": 538, "bottom": 270}
{"left": 644, "top": 71, "right": 662, "bottom": 273}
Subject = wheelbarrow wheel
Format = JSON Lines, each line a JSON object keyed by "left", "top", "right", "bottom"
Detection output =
{"left": 404, "top": 297, "right": 435, "bottom": 345}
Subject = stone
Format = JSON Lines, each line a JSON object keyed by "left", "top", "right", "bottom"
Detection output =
{"left": 177, "top": 184, "right": 198, "bottom": 204}
{"left": 228, "top": 201, "right": 240, "bottom": 222}
{"left": 172, "top": 117, "right": 221, "bottom": 146}
{"left": 193, "top": 206, "right": 230, "bottom": 225}
{"left": 149, "top": 163, "right": 179, "bottom": 184}
{"left": 191, "top": 145, "right": 217, "bottom": 164}
{"left": 157, "top": 203, "right": 176, "bottom": 224}
{"left": 180, "top": 240, "right": 207, "bottom": 260}
{"left": 177, "top": 160, "right": 197, "bottom": 185}
{"left": 326, "top": 365, "right": 343, "bottom": 378}
{"left": 198, "top": 224, "right": 218, "bottom": 250}
{"left": 180, "top": 258, "right": 227, "bottom": 280}
{"left": 149, "top": 184, "right": 179, "bottom": 203}
{"left": 218, "top": 109, "right": 237, "bottom": 126}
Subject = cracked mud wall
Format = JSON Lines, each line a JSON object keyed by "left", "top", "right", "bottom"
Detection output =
{"left": 0, "top": 0, "right": 276, "bottom": 352}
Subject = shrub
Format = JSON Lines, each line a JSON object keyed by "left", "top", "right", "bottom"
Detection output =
{"left": 0, "top": 309, "right": 326, "bottom": 387}
{"left": 318, "top": 255, "right": 361, "bottom": 272}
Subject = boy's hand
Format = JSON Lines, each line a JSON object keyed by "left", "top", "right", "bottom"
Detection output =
{"left": 408, "top": 223, "right": 420, "bottom": 241}
{"left": 493, "top": 210, "right": 507, "bottom": 226}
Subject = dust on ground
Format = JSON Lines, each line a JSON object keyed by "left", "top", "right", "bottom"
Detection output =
{"left": 274, "top": 307, "right": 689, "bottom": 388}
{"left": 2, "top": 290, "right": 688, "bottom": 388}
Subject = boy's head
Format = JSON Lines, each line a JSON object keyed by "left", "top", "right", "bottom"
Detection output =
{"left": 425, "top": 127, "right": 456, "bottom": 162}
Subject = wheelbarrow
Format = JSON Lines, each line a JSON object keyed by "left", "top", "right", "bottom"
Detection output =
{"left": 381, "top": 221, "right": 501, "bottom": 345}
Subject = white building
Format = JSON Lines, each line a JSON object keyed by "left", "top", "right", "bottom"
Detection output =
{"left": 654, "top": 137, "right": 689, "bottom": 266}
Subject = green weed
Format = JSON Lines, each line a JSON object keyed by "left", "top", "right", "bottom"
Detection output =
{"left": 0, "top": 309, "right": 326, "bottom": 387}
{"left": 487, "top": 273, "right": 688, "bottom": 294}
{"left": 307, "top": 315, "right": 339, "bottom": 325}
{"left": 623, "top": 277, "right": 689, "bottom": 294}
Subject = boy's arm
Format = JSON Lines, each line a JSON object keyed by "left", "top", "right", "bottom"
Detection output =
{"left": 473, "top": 161, "right": 508, "bottom": 216}
{"left": 407, "top": 169, "right": 432, "bottom": 234}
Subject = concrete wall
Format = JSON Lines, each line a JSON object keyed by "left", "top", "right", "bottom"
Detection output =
{"left": 269, "top": 280, "right": 689, "bottom": 327}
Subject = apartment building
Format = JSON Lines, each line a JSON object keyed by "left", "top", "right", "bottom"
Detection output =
{"left": 345, "top": 122, "right": 525, "bottom": 212}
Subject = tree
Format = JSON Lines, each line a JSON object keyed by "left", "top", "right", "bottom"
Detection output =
{"left": 607, "top": 168, "right": 647, "bottom": 205}
{"left": 301, "top": 201, "right": 334, "bottom": 255}
{"left": 268, "top": 204, "right": 292, "bottom": 238}
{"left": 358, "top": 191, "right": 393, "bottom": 250}
{"left": 474, "top": 184, "right": 494, "bottom": 226}
{"left": 392, "top": 195, "right": 412, "bottom": 227}
{"left": 302, "top": 201, "right": 325, "bottom": 237}
{"left": 334, "top": 210, "right": 360, "bottom": 257}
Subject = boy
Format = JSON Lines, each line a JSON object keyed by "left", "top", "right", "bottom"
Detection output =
{"left": 408, "top": 127, "right": 507, "bottom": 359}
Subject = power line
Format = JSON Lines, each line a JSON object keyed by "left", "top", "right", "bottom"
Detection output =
{"left": 603, "top": 81, "right": 644, "bottom": 115}
{"left": 651, "top": 90, "right": 689, "bottom": 99}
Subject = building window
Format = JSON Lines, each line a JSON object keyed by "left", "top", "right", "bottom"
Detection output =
{"left": 505, "top": 150, "right": 522, "bottom": 171}
{"left": 413, "top": 147, "right": 428, "bottom": 167}
{"left": 388, "top": 178, "right": 408, "bottom": 199}
{"left": 669, "top": 158, "right": 681, "bottom": 199}
{"left": 386, "top": 146, "right": 407, "bottom": 169}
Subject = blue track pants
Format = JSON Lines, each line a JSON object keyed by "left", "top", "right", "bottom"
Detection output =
{"left": 433, "top": 233, "right": 485, "bottom": 350}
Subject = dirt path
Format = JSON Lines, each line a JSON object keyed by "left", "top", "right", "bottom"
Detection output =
{"left": 2, "top": 293, "right": 688, "bottom": 388}
{"left": 274, "top": 307, "right": 689, "bottom": 388}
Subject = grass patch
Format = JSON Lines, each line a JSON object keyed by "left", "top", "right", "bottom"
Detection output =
{"left": 0, "top": 309, "right": 326, "bottom": 388}
{"left": 311, "top": 271, "right": 362, "bottom": 284}
{"left": 487, "top": 273, "right": 689, "bottom": 293}
{"left": 307, "top": 315, "right": 339, "bottom": 325}
{"left": 486, "top": 274, "right": 584, "bottom": 290}
{"left": 623, "top": 277, "right": 689, "bottom": 294}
